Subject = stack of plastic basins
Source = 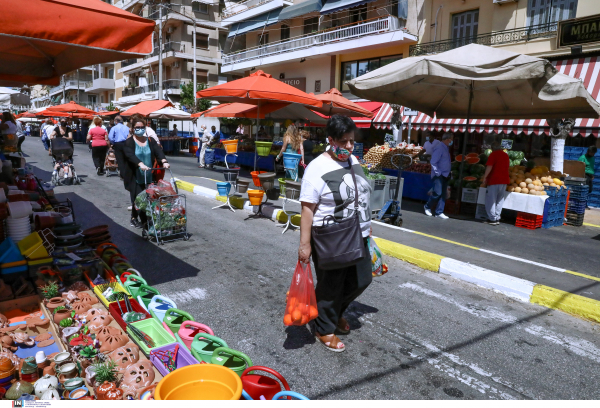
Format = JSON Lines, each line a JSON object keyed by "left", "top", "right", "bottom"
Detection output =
{"left": 515, "top": 212, "right": 543, "bottom": 230}
{"left": 565, "top": 180, "right": 588, "bottom": 227}
{"left": 564, "top": 146, "right": 600, "bottom": 208}
{"left": 541, "top": 186, "right": 568, "bottom": 229}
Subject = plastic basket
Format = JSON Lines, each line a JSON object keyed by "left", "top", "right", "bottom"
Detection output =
{"left": 17, "top": 232, "right": 49, "bottom": 260}
{"left": 216, "top": 182, "right": 231, "bottom": 197}
{"left": 250, "top": 171, "right": 265, "bottom": 187}
{"left": 255, "top": 142, "right": 273, "bottom": 157}
{"left": 93, "top": 282, "right": 132, "bottom": 307}
{"left": 108, "top": 298, "right": 152, "bottom": 330}
{"left": 222, "top": 140, "right": 239, "bottom": 154}
{"left": 247, "top": 190, "right": 264, "bottom": 206}
{"left": 515, "top": 212, "right": 543, "bottom": 229}
{"left": 567, "top": 199, "right": 587, "bottom": 214}
{"left": 127, "top": 318, "right": 177, "bottom": 357}
{"left": 565, "top": 212, "right": 584, "bottom": 227}
{"left": 150, "top": 343, "right": 200, "bottom": 377}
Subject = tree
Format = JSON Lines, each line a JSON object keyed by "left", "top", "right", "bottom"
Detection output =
{"left": 547, "top": 118, "right": 575, "bottom": 173}
{"left": 105, "top": 102, "right": 116, "bottom": 112}
{"left": 181, "top": 82, "right": 212, "bottom": 114}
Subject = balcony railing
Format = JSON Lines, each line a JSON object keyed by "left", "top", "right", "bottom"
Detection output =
{"left": 163, "top": 79, "right": 183, "bottom": 90}
{"left": 145, "top": 42, "right": 183, "bottom": 59}
{"left": 409, "top": 22, "right": 558, "bottom": 57}
{"left": 122, "top": 80, "right": 183, "bottom": 97}
{"left": 223, "top": 16, "right": 397, "bottom": 65}
{"left": 222, "top": 0, "right": 281, "bottom": 19}
{"left": 122, "top": 58, "right": 138, "bottom": 67}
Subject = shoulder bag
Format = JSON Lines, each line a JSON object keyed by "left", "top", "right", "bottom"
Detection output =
{"left": 311, "top": 159, "right": 367, "bottom": 270}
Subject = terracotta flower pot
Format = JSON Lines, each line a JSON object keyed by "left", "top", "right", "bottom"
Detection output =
{"left": 46, "top": 298, "right": 67, "bottom": 312}
{"left": 53, "top": 309, "right": 71, "bottom": 325}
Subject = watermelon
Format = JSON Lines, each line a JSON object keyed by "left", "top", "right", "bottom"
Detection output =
{"left": 462, "top": 176, "right": 477, "bottom": 182}
{"left": 451, "top": 161, "right": 460, "bottom": 171}
{"left": 451, "top": 170, "right": 459, "bottom": 179}
{"left": 478, "top": 154, "right": 487, "bottom": 164}
{"left": 483, "top": 149, "right": 492, "bottom": 156}
{"left": 467, "top": 182, "right": 480, "bottom": 189}
{"left": 470, "top": 164, "right": 486, "bottom": 175}
{"left": 466, "top": 157, "right": 480, "bottom": 164}
{"left": 455, "top": 154, "right": 465, "bottom": 162}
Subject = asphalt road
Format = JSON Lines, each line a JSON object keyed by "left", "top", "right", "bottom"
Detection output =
{"left": 23, "top": 138, "right": 600, "bottom": 399}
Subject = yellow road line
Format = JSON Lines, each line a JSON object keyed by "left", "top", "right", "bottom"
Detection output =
{"left": 530, "top": 285, "right": 600, "bottom": 324}
{"left": 583, "top": 222, "right": 600, "bottom": 228}
{"left": 563, "top": 270, "right": 600, "bottom": 282}
{"left": 411, "top": 231, "right": 480, "bottom": 250}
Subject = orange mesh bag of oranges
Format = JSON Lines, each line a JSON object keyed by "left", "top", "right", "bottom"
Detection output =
{"left": 283, "top": 262, "right": 318, "bottom": 326}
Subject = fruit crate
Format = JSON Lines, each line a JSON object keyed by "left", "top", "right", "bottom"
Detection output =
{"left": 567, "top": 199, "right": 587, "bottom": 214}
{"left": 542, "top": 218, "right": 563, "bottom": 229}
{"left": 565, "top": 212, "right": 584, "bottom": 227}
{"left": 545, "top": 186, "right": 568, "bottom": 198}
{"left": 567, "top": 190, "right": 589, "bottom": 201}
{"left": 515, "top": 212, "right": 543, "bottom": 230}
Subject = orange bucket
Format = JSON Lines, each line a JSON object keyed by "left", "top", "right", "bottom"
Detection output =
{"left": 154, "top": 364, "right": 242, "bottom": 400}
{"left": 251, "top": 171, "right": 265, "bottom": 187}
{"left": 222, "top": 140, "right": 239, "bottom": 154}
{"left": 247, "top": 190, "right": 264, "bottom": 206}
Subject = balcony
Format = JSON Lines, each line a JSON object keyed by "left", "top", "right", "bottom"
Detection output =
{"left": 222, "top": 16, "right": 415, "bottom": 72}
{"left": 48, "top": 79, "right": 94, "bottom": 96}
{"left": 145, "top": 42, "right": 183, "bottom": 59}
{"left": 122, "top": 80, "right": 183, "bottom": 97}
{"left": 84, "top": 78, "right": 115, "bottom": 93}
{"left": 409, "top": 22, "right": 558, "bottom": 57}
{"left": 122, "top": 59, "right": 139, "bottom": 68}
{"left": 221, "top": 0, "right": 292, "bottom": 27}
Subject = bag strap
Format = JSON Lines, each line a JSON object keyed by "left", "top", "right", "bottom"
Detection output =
{"left": 348, "top": 158, "right": 359, "bottom": 211}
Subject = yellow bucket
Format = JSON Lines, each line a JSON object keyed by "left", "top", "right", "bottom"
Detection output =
{"left": 222, "top": 140, "right": 238, "bottom": 154}
{"left": 154, "top": 364, "right": 242, "bottom": 400}
{"left": 247, "top": 190, "right": 264, "bottom": 206}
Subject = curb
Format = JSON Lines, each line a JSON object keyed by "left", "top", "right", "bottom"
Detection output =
{"left": 174, "top": 178, "right": 600, "bottom": 324}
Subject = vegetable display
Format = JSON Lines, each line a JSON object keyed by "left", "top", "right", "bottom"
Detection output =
{"left": 363, "top": 143, "right": 422, "bottom": 171}
{"left": 405, "top": 163, "right": 431, "bottom": 174}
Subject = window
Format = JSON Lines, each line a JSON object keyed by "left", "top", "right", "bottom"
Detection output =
{"left": 349, "top": 5, "right": 367, "bottom": 23}
{"left": 109, "top": 93, "right": 114, "bottom": 101}
{"left": 192, "top": 2, "right": 208, "bottom": 13}
{"left": 341, "top": 55, "right": 401, "bottom": 91}
{"left": 100, "top": 95, "right": 104, "bottom": 103}
{"left": 258, "top": 33, "right": 269, "bottom": 46}
{"left": 196, "top": 33, "right": 209, "bottom": 49}
{"left": 281, "top": 24, "right": 290, "bottom": 41}
{"left": 527, "top": 0, "right": 577, "bottom": 27}
{"left": 452, "top": 10, "right": 479, "bottom": 41}
{"left": 108, "top": 68, "right": 114, "bottom": 79}
{"left": 195, "top": 69, "right": 208, "bottom": 85}
{"left": 303, "top": 17, "right": 319, "bottom": 35}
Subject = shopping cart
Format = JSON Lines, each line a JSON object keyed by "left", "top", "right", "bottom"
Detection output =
{"left": 139, "top": 168, "right": 189, "bottom": 245}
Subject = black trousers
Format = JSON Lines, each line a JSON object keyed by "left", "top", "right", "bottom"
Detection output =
{"left": 586, "top": 174, "right": 593, "bottom": 194}
{"left": 92, "top": 145, "right": 108, "bottom": 172}
{"left": 17, "top": 136, "right": 25, "bottom": 152}
{"left": 112, "top": 141, "right": 127, "bottom": 184}
{"left": 311, "top": 237, "right": 372, "bottom": 335}
{"left": 130, "top": 182, "right": 148, "bottom": 224}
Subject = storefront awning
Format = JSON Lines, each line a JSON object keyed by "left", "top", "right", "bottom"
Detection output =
{"left": 371, "top": 57, "right": 600, "bottom": 137}
{"left": 278, "top": 0, "right": 323, "bottom": 22}
{"left": 320, "top": 0, "right": 377, "bottom": 15}
{"left": 227, "top": 8, "right": 283, "bottom": 38}
{"left": 309, "top": 101, "right": 382, "bottom": 127}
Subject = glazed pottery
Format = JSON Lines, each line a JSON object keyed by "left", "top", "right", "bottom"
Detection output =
{"left": 61, "top": 326, "right": 80, "bottom": 343}
{"left": 5, "top": 381, "right": 34, "bottom": 400}
{"left": 53, "top": 352, "right": 72, "bottom": 366}
{"left": 57, "top": 362, "right": 78, "bottom": 379}
{"left": 0, "top": 356, "right": 13, "bottom": 372}
{"left": 53, "top": 309, "right": 71, "bottom": 324}
{"left": 34, "top": 374, "right": 59, "bottom": 398}
{"left": 41, "top": 387, "right": 61, "bottom": 400}
{"left": 68, "top": 386, "right": 89, "bottom": 400}
{"left": 63, "top": 377, "right": 84, "bottom": 391}
{"left": 35, "top": 351, "right": 47, "bottom": 364}
{"left": 96, "top": 381, "right": 124, "bottom": 400}
{"left": 14, "top": 332, "right": 34, "bottom": 347}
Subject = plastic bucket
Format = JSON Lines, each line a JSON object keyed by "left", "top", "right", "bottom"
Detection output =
{"left": 216, "top": 182, "right": 231, "bottom": 197}
{"left": 223, "top": 168, "right": 240, "bottom": 183}
{"left": 247, "top": 190, "right": 264, "bottom": 206}
{"left": 278, "top": 178, "right": 293, "bottom": 196}
{"left": 285, "top": 180, "right": 301, "bottom": 200}
{"left": 250, "top": 171, "right": 265, "bottom": 187}
{"left": 282, "top": 152, "right": 302, "bottom": 170}
{"left": 222, "top": 140, "right": 239, "bottom": 154}
{"left": 17, "top": 232, "right": 48, "bottom": 260}
{"left": 257, "top": 172, "right": 276, "bottom": 191}
{"left": 237, "top": 178, "right": 251, "bottom": 194}
{"left": 154, "top": 364, "right": 242, "bottom": 400}
{"left": 255, "top": 142, "right": 273, "bottom": 157}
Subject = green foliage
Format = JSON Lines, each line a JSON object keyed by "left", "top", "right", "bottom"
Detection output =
{"left": 93, "top": 359, "right": 119, "bottom": 383}
{"left": 105, "top": 102, "right": 116, "bottom": 112}
{"left": 59, "top": 318, "right": 73, "bottom": 328}
{"left": 79, "top": 346, "right": 98, "bottom": 359}
{"left": 181, "top": 82, "right": 212, "bottom": 114}
{"left": 52, "top": 306, "right": 66, "bottom": 314}
{"left": 39, "top": 282, "right": 59, "bottom": 299}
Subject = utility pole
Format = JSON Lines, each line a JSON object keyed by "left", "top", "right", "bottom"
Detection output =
{"left": 193, "top": 21, "right": 197, "bottom": 108}
{"left": 77, "top": 69, "right": 80, "bottom": 104}
{"left": 158, "top": 5, "right": 163, "bottom": 100}
{"left": 62, "top": 75, "right": 65, "bottom": 104}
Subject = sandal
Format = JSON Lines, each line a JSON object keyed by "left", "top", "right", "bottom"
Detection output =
{"left": 315, "top": 332, "right": 345, "bottom": 353}
{"left": 336, "top": 317, "right": 350, "bottom": 335}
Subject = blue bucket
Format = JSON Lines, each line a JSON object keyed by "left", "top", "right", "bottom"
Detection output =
{"left": 283, "top": 152, "right": 302, "bottom": 169}
{"left": 216, "top": 182, "right": 231, "bottom": 197}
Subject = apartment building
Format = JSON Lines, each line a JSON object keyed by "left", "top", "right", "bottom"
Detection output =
{"left": 114, "top": 0, "right": 225, "bottom": 109}
{"left": 220, "top": 0, "right": 419, "bottom": 99}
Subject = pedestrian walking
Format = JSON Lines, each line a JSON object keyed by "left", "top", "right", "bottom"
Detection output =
{"left": 123, "top": 118, "right": 169, "bottom": 229}
{"left": 196, "top": 124, "right": 206, "bottom": 165}
{"left": 298, "top": 114, "right": 373, "bottom": 353}
{"left": 25, "top": 123, "right": 31, "bottom": 136}
{"left": 0, "top": 112, "right": 19, "bottom": 153}
{"left": 481, "top": 141, "right": 510, "bottom": 225}
{"left": 15, "top": 117, "right": 25, "bottom": 153}
{"left": 108, "top": 115, "right": 130, "bottom": 183}
{"left": 87, "top": 116, "right": 109, "bottom": 175}
{"left": 424, "top": 132, "right": 453, "bottom": 219}
{"left": 198, "top": 125, "right": 218, "bottom": 168}
{"left": 579, "top": 146, "right": 597, "bottom": 197}
{"left": 276, "top": 124, "right": 304, "bottom": 163}
{"left": 41, "top": 118, "right": 54, "bottom": 151}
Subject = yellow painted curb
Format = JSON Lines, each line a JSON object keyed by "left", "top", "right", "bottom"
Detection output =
{"left": 215, "top": 195, "right": 226, "bottom": 203}
{"left": 175, "top": 180, "right": 196, "bottom": 193}
{"left": 530, "top": 285, "right": 600, "bottom": 324}
{"left": 374, "top": 237, "right": 444, "bottom": 272}
{"left": 583, "top": 222, "right": 600, "bottom": 229}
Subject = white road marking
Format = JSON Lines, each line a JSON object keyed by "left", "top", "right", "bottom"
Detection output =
{"left": 163, "top": 288, "right": 207, "bottom": 305}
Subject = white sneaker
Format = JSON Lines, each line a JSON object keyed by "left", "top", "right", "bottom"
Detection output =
{"left": 436, "top": 213, "right": 449, "bottom": 219}
{"left": 424, "top": 206, "right": 432, "bottom": 216}
{"left": 127, "top": 206, "right": 132, "bottom": 211}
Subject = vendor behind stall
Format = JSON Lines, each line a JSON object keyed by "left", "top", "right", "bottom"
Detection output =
{"left": 579, "top": 146, "right": 597, "bottom": 196}
{"left": 481, "top": 141, "right": 510, "bottom": 226}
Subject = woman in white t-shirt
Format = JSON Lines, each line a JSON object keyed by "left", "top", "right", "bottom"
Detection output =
{"left": 298, "top": 114, "right": 372, "bottom": 353}
{"left": 0, "top": 112, "right": 19, "bottom": 152}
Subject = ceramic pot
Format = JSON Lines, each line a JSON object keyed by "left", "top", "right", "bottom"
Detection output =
{"left": 84, "top": 365, "right": 96, "bottom": 386}
{"left": 5, "top": 381, "right": 34, "bottom": 400}
{"left": 63, "top": 377, "right": 84, "bottom": 391}
{"left": 41, "top": 387, "right": 61, "bottom": 400}
{"left": 34, "top": 374, "right": 59, "bottom": 398}
{"left": 53, "top": 309, "right": 71, "bottom": 324}
{"left": 53, "top": 352, "right": 72, "bottom": 367}
{"left": 57, "top": 362, "right": 78, "bottom": 380}
{"left": 68, "top": 386, "right": 90, "bottom": 400}
{"left": 35, "top": 351, "right": 47, "bottom": 364}
{"left": 42, "top": 366, "right": 56, "bottom": 377}
{"left": 96, "top": 381, "right": 122, "bottom": 400}
{"left": 120, "top": 361, "right": 155, "bottom": 398}
{"left": 46, "top": 297, "right": 67, "bottom": 312}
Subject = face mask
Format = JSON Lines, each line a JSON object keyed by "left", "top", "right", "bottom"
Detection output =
{"left": 60, "top": 122, "right": 67, "bottom": 127}
{"left": 448, "top": 140, "right": 453, "bottom": 146}
{"left": 425, "top": 137, "right": 430, "bottom": 142}
{"left": 134, "top": 128, "right": 146, "bottom": 137}
{"left": 329, "top": 139, "right": 352, "bottom": 161}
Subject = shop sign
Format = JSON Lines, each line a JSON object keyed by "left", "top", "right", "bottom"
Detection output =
{"left": 280, "top": 77, "right": 306, "bottom": 92}
{"left": 558, "top": 14, "right": 600, "bottom": 48}
{"left": 404, "top": 108, "right": 419, "bottom": 116}
{"left": 501, "top": 139, "right": 513, "bottom": 149}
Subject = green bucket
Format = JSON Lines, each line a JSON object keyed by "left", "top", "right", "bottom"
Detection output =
{"left": 278, "top": 178, "right": 294, "bottom": 196}
{"left": 255, "top": 142, "right": 273, "bottom": 157}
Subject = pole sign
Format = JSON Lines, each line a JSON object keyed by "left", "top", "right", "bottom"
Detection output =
{"left": 403, "top": 107, "right": 419, "bottom": 116}
{"left": 558, "top": 14, "right": 600, "bottom": 48}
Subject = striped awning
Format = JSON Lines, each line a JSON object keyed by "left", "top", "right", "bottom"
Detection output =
{"left": 371, "top": 57, "right": 600, "bottom": 137}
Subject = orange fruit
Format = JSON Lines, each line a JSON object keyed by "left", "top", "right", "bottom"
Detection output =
{"left": 291, "top": 309, "right": 302, "bottom": 323}
{"left": 283, "top": 314, "right": 293, "bottom": 326}
{"left": 300, "top": 315, "right": 309, "bottom": 325}
{"left": 309, "top": 306, "right": 318, "bottom": 320}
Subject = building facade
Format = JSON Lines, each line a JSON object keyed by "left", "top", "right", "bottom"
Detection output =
{"left": 114, "top": 0, "right": 225, "bottom": 109}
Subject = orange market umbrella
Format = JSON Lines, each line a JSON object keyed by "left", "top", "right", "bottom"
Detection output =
{"left": 313, "top": 88, "right": 374, "bottom": 118}
{"left": 191, "top": 103, "right": 289, "bottom": 119}
{"left": 121, "top": 100, "right": 173, "bottom": 117}
{"left": 36, "top": 110, "right": 70, "bottom": 118}
{"left": 0, "top": 0, "right": 154, "bottom": 87}
{"left": 47, "top": 101, "right": 97, "bottom": 115}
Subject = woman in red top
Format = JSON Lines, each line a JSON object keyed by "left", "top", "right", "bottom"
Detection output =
{"left": 87, "top": 116, "right": 109, "bottom": 175}
{"left": 481, "top": 141, "right": 510, "bottom": 225}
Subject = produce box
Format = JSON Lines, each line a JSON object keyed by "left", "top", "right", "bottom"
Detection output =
{"left": 475, "top": 204, "right": 488, "bottom": 220}
{"left": 461, "top": 188, "right": 479, "bottom": 204}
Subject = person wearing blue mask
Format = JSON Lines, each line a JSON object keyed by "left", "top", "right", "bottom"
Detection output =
{"left": 425, "top": 132, "right": 453, "bottom": 219}
{"left": 123, "top": 118, "right": 169, "bottom": 229}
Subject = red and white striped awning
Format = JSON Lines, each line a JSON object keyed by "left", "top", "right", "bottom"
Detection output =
{"left": 374, "top": 57, "right": 600, "bottom": 137}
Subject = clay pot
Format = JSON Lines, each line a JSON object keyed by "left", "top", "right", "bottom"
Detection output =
{"left": 43, "top": 365, "right": 56, "bottom": 377}
{"left": 120, "top": 361, "right": 155, "bottom": 398}
{"left": 62, "top": 290, "right": 78, "bottom": 304}
{"left": 35, "top": 216, "right": 56, "bottom": 231}
{"left": 96, "top": 381, "right": 124, "bottom": 400}
{"left": 53, "top": 309, "right": 71, "bottom": 325}
{"left": 96, "top": 326, "right": 123, "bottom": 341}
{"left": 13, "top": 333, "right": 34, "bottom": 347}
{"left": 46, "top": 297, "right": 67, "bottom": 312}
{"left": 77, "top": 292, "right": 97, "bottom": 306}
{"left": 84, "top": 308, "right": 108, "bottom": 322}
{"left": 70, "top": 302, "right": 91, "bottom": 315}
{"left": 88, "top": 314, "right": 113, "bottom": 333}
{"left": 99, "top": 333, "right": 128, "bottom": 353}
{"left": 109, "top": 344, "right": 140, "bottom": 374}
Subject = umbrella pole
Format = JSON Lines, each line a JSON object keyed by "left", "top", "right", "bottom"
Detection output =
{"left": 457, "top": 82, "right": 474, "bottom": 208}
{"left": 254, "top": 105, "right": 260, "bottom": 172}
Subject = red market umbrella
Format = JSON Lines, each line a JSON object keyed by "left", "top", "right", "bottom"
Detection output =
{"left": 0, "top": 0, "right": 155, "bottom": 87}
{"left": 192, "top": 103, "right": 289, "bottom": 119}
{"left": 47, "top": 101, "right": 97, "bottom": 115}
{"left": 121, "top": 100, "right": 173, "bottom": 117}
{"left": 312, "top": 88, "right": 374, "bottom": 118}
{"left": 36, "top": 110, "right": 70, "bottom": 118}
